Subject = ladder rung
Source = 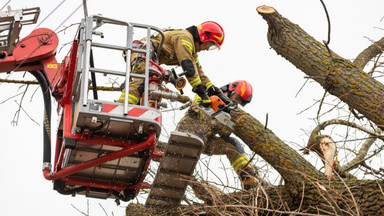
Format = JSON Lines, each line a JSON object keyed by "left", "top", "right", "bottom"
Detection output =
{"left": 91, "top": 42, "right": 125, "bottom": 51}
{"left": 91, "top": 42, "right": 148, "bottom": 54}
{"left": 89, "top": 67, "right": 145, "bottom": 79}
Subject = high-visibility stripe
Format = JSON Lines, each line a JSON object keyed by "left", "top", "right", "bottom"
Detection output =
{"left": 192, "top": 95, "right": 205, "bottom": 120}
{"left": 234, "top": 160, "right": 248, "bottom": 172}
{"left": 132, "top": 62, "right": 141, "bottom": 71}
{"left": 193, "top": 94, "right": 201, "bottom": 102}
{"left": 190, "top": 77, "right": 201, "bottom": 87}
{"left": 232, "top": 155, "right": 247, "bottom": 166}
{"left": 118, "top": 93, "right": 139, "bottom": 104}
{"left": 194, "top": 57, "right": 200, "bottom": 67}
{"left": 128, "top": 94, "right": 139, "bottom": 104}
{"left": 118, "top": 92, "right": 125, "bottom": 101}
{"left": 232, "top": 155, "right": 249, "bottom": 172}
{"left": 181, "top": 40, "right": 193, "bottom": 55}
{"left": 205, "top": 82, "right": 212, "bottom": 90}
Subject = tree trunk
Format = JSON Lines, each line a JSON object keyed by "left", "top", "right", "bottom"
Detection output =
{"left": 256, "top": 5, "right": 384, "bottom": 129}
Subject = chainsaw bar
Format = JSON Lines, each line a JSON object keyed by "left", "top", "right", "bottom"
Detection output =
{"left": 200, "top": 107, "right": 235, "bottom": 130}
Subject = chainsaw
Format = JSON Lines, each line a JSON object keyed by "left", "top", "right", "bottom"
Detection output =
{"left": 199, "top": 95, "right": 237, "bottom": 130}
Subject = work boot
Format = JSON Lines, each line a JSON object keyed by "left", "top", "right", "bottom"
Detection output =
{"left": 242, "top": 176, "right": 260, "bottom": 190}
{"left": 239, "top": 168, "right": 260, "bottom": 190}
{"left": 250, "top": 164, "right": 269, "bottom": 186}
{"left": 239, "top": 166, "right": 270, "bottom": 189}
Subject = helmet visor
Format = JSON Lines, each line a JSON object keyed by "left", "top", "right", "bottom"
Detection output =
{"left": 231, "top": 93, "right": 250, "bottom": 107}
{"left": 207, "top": 41, "right": 220, "bottom": 50}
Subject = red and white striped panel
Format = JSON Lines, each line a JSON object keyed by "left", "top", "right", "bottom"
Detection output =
{"left": 102, "top": 104, "right": 162, "bottom": 124}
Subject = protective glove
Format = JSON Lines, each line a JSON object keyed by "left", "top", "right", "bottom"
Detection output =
{"left": 120, "top": 82, "right": 126, "bottom": 92}
{"left": 208, "top": 85, "right": 231, "bottom": 105}
{"left": 207, "top": 85, "right": 220, "bottom": 96}
{"left": 193, "top": 84, "right": 211, "bottom": 108}
{"left": 162, "top": 70, "right": 174, "bottom": 83}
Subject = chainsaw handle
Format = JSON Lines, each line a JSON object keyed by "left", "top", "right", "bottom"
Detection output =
{"left": 211, "top": 100, "right": 237, "bottom": 118}
{"left": 178, "top": 70, "right": 188, "bottom": 77}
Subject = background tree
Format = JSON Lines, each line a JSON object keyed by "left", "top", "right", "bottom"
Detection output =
{"left": 128, "top": 5, "right": 384, "bottom": 216}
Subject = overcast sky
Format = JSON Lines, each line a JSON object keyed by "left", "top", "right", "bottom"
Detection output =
{"left": 0, "top": 0, "right": 383, "bottom": 215}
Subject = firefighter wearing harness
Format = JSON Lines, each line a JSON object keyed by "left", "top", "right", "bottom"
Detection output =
{"left": 118, "top": 21, "right": 229, "bottom": 106}
{"left": 176, "top": 80, "right": 265, "bottom": 190}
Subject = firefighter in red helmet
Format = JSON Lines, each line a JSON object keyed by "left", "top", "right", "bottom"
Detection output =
{"left": 118, "top": 21, "right": 226, "bottom": 107}
{"left": 221, "top": 80, "right": 253, "bottom": 106}
{"left": 197, "top": 21, "right": 225, "bottom": 49}
{"left": 177, "top": 80, "right": 266, "bottom": 190}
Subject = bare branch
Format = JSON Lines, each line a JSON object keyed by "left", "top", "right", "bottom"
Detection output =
{"left": 316, "top": 90, "right": 328, "bottom": 123}
{"left": 71, "top": 203, "right": 88, "bottom": 216}
{"left": 98, "top": 203, "right": 109, "bottom": 216}
{"left": 13, "top": 100, "right": 40, "bottom": 126}
{"left": 305, "top": 119, "right": 384, "bottom": 152}
{"left": 0, "top": 92, "right": 23, "bottom": 104}
{"left": 11, "top": 84, "right": 29, "bottom": 126}
{"left": 341, "top": 128, "right": 382, "bottom": 172}
{"left": 353, "top": 37, "right": 384, "bottom": 71}
{"left": 368, "top": 60, "right": 384, "bottom": 76}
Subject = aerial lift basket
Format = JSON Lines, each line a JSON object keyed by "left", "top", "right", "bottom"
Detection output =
{"left": 43, "top": 15, "right": 166, "bottom": 201}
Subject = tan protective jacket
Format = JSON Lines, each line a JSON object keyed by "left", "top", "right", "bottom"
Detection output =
{"left": 151, "top": 30, "right": 212, "bottom": 89}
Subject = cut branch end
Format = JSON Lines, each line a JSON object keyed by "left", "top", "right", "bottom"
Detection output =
{"left": 256, "top": 5, "right": 276, "bottom": 14}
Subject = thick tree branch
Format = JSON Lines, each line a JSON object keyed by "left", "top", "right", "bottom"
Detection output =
{"left": 229, "top": 107, "right": 323, "bottom": 194}
{"left": 257, "top": 5, "right": 384, "bottom": 129}
{"left": 341, "top": 128, "right": 382, "bottom": 173}
{"left": 353, "top": 37, "right": 384, "bottom": 71}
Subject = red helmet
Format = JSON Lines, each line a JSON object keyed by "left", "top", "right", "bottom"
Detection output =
{"left": 197, "top": 21, "right": 225, "bottom": 48}
{"left": 228, "top": 80, "right": 253, "bottom": 106}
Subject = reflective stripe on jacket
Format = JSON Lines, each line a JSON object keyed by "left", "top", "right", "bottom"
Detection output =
{"left": 151, "top": 30, "right": 212, "bottom": 89}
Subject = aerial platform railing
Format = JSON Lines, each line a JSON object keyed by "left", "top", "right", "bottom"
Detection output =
{"left": 76, "top": 15, "right": 165, "bottom": 114}
{"left": 0, "top": 6, "right": 40, "bottom": 56}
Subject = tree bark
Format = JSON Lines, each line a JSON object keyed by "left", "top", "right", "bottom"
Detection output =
{"left": 230, "top": 108, "right": 323, "bottom": 193}
{"left": 353, "top": 37, "right": 384, "bottom": 71}
{"left": 256, "top": 5, "right": 384, "bottom": 129}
